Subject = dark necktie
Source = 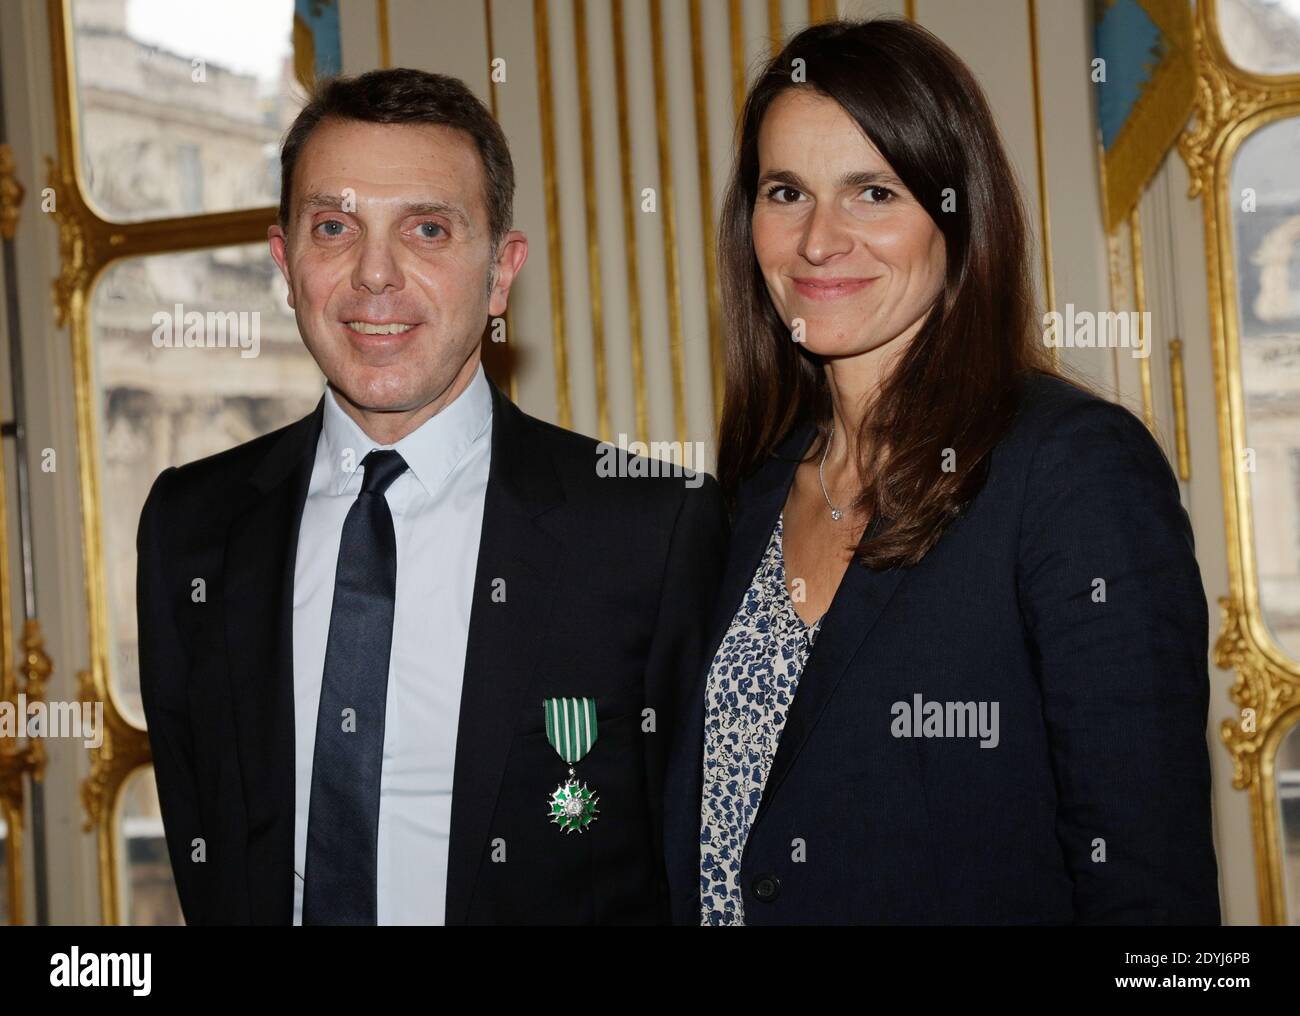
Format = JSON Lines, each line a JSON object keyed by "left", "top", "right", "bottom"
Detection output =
{"left": 302, "top": 448, "right": 408, "bottom": 925}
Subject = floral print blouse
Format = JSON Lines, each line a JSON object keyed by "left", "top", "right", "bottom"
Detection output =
{"left": 699, "top": 512, "right": 822, "bottom": 926}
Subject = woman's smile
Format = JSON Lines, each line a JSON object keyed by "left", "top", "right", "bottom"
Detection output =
{"left": 790, "top": 276, "right": 877, "bottom": 301}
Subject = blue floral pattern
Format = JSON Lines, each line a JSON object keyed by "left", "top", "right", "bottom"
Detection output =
{"left": 699, "top": 513, "right": 822, "bottom": 926}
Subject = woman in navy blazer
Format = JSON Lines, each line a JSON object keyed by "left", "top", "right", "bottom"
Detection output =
{"left": 663, "top": 18, "right": 1220, "bottom": 925}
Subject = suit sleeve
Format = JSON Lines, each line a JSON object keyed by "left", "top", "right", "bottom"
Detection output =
{"left": 641, "top": 475, "right": 728, "bottom": 883}
{"left": 1017, "top": 398, "right": 1220, "bottom": 924}
{"left": 136, "top": 467, "right": 207, "bottom": 925}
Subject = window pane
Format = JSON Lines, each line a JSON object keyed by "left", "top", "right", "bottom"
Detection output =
{"left": 1217, "top": 0, "right": 1300, "bottom": 77}
{"left": 69, "top": 0, "right": 303, "bottom": 221}
{"left": 119, "top": 766, "right": 182, "bottom": 925}
{"left": 91, "top": 244, "right": 323, "bottom": 725}
{"left": 1229, "top": 115, "right": 1300, "bottom": 659}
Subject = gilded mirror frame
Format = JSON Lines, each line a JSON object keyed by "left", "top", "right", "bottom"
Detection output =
{"left": 1178, "top": 0, "right": 1300, "bottom": 924}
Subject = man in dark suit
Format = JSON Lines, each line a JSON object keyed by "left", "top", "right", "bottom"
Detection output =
{"left": 137, "top": 68, "right": 724, "bottom": 925}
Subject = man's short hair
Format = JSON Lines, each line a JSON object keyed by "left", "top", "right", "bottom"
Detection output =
{"left": 278, "top": 68, "right": 515, "bottom": 253}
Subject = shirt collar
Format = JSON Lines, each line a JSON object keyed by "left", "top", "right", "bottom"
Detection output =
{"left": 321, "top": 362, "right": 493, "bottom": 498}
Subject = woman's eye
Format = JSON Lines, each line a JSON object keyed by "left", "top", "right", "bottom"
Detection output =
{"left": 862, "top": 186, "right": 895, "bottom": 204}
{"left": 764, "top": 184, "right": 802, "bottom": 203}
{"left": 415, "top": 221, "right": 446, "bottom": 239}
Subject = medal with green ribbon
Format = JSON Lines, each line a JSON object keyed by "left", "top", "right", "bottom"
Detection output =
{"left": 544, "top": 697, "right": 600, "bottom": 833}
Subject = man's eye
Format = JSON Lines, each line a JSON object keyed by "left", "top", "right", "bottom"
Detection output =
{"left": 416, "top": 221, "right": 446, "bottom": 239}
{"left": 862, "top": 186, "right": 895, "bottom": 203}
{"left": 315, "top": 220, "right": 346, "bottom": 237}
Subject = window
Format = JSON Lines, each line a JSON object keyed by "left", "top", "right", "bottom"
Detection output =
{"left": 69, "top": 0, "right": 303, "bottom": 221}
{"left": 52, "top": 0, "right": 329, "bottom": 923}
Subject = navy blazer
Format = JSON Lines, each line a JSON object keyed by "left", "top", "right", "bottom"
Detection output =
{"left": 664, "top": 371, "right": 1221, "bottom": 925}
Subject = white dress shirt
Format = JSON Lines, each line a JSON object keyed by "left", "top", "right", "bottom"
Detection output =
{"left": 291, "top": 364, "right": 492, "bottom": 925}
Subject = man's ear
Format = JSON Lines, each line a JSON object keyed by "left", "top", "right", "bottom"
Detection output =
{"left": 488, "top": 230, "right": 528, "bottom": 318}
{"left": 268, "top": 224, "right": 295, "bottom": 310}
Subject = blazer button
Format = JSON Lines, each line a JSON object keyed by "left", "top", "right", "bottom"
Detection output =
{"left": 752, "top": 874, "right": 781, "bottom": 902}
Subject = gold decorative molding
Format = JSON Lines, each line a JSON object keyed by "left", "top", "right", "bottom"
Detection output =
{"left": 77, "top": 660, "right": 149, "bottom": 926}
{"left": 612, "top": 0, "right": 648, "bottom": 445}
{"left": 533, "top": 0, "right": 572, "bottom": 430}
{"left": 46, "top": 155, "right": 105, "bottom": 330}
{"left": 1215, "top": 596, "right": 1299, "bottom": 925}
{"left": 0, "top": 637, "right": 33, "bottom": 926}
{"left": 1177, "top": 0, "right": 1300, "bottom": 925}
{"left": 649, "top": 0, "right": 688, "bottom": 447}
{"left": 1216, "top": 598, "right": 1297, "bottom": 790}
{"left": 18, "top": 620, "right": 52, "bottom": 784}
{"left": 376, "top": 0, "right": 391, "bottom": 69}
{"left": 728, "top": 0, "right": 745, "bottom": 129}
{"left": 574, "top": 0, "right": 610, "bottom": 443}
{"left": 1177, "top": 7, "right": 1291, "bottom": 200}
{"left": 482, "top": 0, "right": 517, "bottom": 404}
{"left": 1129, "top": 207, "right": 1155, "bottom": 430}
{"left": 1169, "top": 336, "right": 1190, "bottom": 481}
{"left": 0, "top": 144, "right": 24, "bottom": 241}
{"left": 1026, "top": 0, "right": 1059, "bottom": 371}
{"left": 0, "top": 785, "right": 23, "bottom": 925}
{"left": 689, "top": 0, "right": 723, "bottom": 430}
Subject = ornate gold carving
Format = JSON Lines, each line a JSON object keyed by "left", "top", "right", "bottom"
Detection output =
{"left": 1178, "top": 15, "right": 1297, "bottom": 200}
{"left": 18, "top": 620, "right": 52, "bottom": 787}
{"left": 0, "top": 620, "right": 51, "bottom": 926}
{"left": 0, "top": 144, "right": 24, "bottom": 241}
{"left": 47, "top": 157, "right": 102, "bottom": 329}
{"left": 1216, "top": 598, "right": 1297, "bottom": 788}
{"left": 78, "top": 663, "right": 149, "bottom": 834}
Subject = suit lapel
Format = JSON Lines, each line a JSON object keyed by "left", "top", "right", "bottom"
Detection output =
{"left": 749, "top": 509, "right": 907, "bottom": 834}
{"left": 223, "top": 399, "right": 322, "bottom": 924}
{"left": 704, "top": 452, "right": 805, "bottom": 676}
{"left": 444, "top": 381, "right": 564, "bottom": 925}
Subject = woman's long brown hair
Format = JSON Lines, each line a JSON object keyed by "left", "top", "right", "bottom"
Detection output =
{"left": 717, "top": 17, "right": 1082, "bottom": 568}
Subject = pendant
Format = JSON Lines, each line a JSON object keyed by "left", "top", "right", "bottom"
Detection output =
{"left": 830, "top": 508, "right": 843, "bottom": 521}
{"left": 548, "top": 766, "right": 600, "bottom": 834}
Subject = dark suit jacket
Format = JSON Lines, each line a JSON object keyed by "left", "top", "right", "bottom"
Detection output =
{"left": 664, "top": 371, "right": 1221, "bottom": 925}
{"left": 137, "top": 378, "right": 726, "bottom": 925}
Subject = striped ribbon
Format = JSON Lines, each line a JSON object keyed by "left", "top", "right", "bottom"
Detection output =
{"left": 543, "top": 698, "right": 598, "bottom": 765}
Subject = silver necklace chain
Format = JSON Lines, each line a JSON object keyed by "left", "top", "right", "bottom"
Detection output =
{"left": 819, "top": 422, "right": 845, "bottom": 522}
